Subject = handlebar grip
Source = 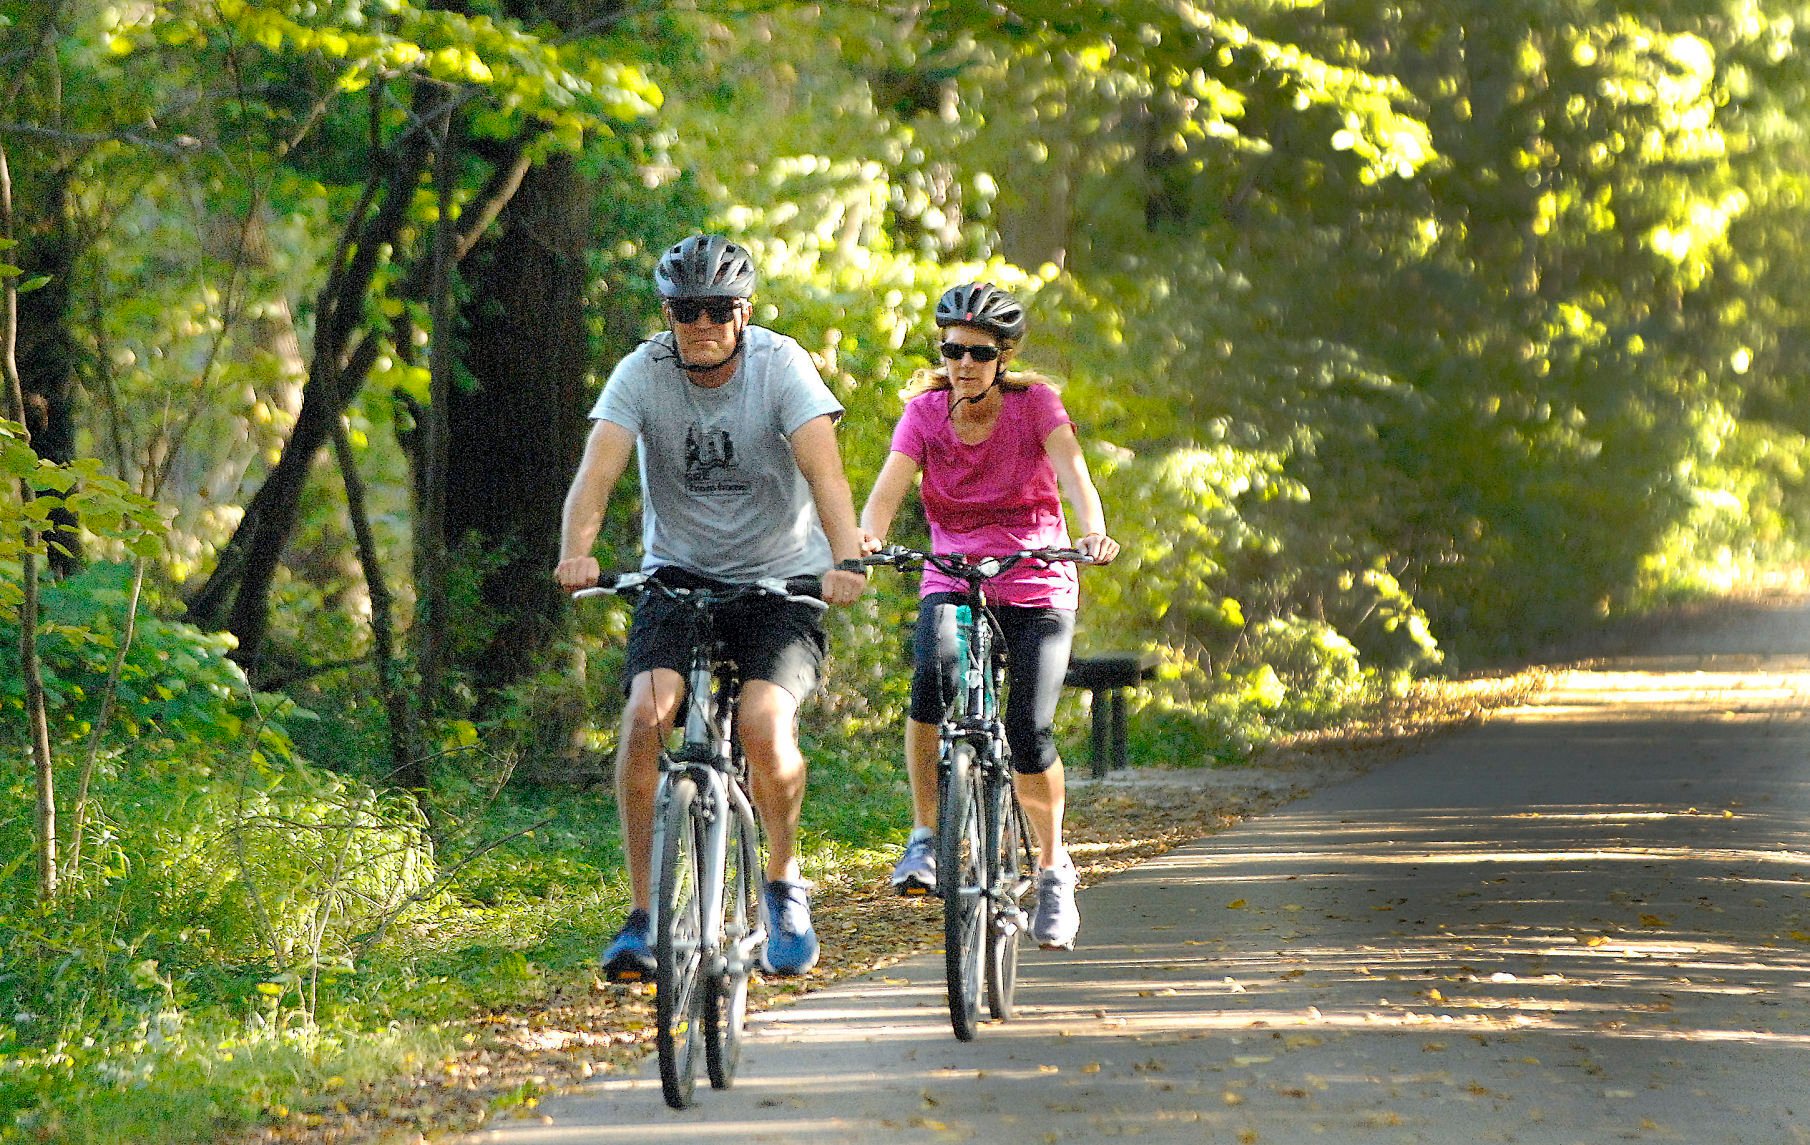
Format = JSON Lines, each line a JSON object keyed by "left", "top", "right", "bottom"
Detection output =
{"left": 784, "top": 575, "right": 824, "bottom": 600}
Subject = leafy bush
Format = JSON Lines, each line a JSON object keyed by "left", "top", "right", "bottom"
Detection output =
{"left": 1, "top": 565, "right": 437, "bottom": 1137}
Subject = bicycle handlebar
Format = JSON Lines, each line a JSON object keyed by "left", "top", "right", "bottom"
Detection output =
{"left": 862, "top": 545, "right": 1095, "bottom": 582}
{"left": 573, "top": 571, "right": 826, "bottom": 609}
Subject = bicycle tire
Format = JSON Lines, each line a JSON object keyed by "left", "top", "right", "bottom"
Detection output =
{"left": 654, "top": 775, "right": 705, "bottom": 1109}
{"left": 986, "top": 777, "right": 1031, "bottom": 1020}
{"left": 939, "top": 741, "right": 986, "bottom": 1041}
{"left": 704, "top": 801, "right": 759, "bottom": 1089}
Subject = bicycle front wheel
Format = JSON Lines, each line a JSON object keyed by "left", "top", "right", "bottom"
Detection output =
{"left": 705, "top": 801, "right": 760, "bottom": 1089}
{"left": 987, "top": 778, "right": 1032, "bottom": 1020}
{"left": 939, "top": 741, "right": 986, "bottom": 1041}
{"left": 654, "top": 775, "right": 706, "bottom": 1109}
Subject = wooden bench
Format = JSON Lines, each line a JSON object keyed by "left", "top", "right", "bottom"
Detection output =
{"left": 1065, "top": 651, "right": 1159, "bottom": 778}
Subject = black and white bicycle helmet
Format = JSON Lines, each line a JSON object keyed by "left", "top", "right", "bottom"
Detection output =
{"left": 654, "top": 234, "right": 757, "bottom": 299}
{"left": 934, "top": 282, "right": 1027, "bottom": 344}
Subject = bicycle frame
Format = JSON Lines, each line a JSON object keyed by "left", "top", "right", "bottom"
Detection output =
{"left": 653, "top": 635, "right": 761, "bottom": 983}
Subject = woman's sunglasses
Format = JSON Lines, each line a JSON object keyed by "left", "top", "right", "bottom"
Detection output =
{"left": 667, "top": 297, "right": 742, "bottom": 324}
{"left": 939, "top": 342, "right": 1001, "bottom": 362}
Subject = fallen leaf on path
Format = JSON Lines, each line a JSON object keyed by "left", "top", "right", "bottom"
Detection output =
{"left": 1227, "top": 899, "right": 1247, "bottom": 909}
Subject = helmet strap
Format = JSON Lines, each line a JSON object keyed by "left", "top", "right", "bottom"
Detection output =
{"left": 946, "top": 374, "right": 1003, "bottom": 420}
{"left": 676, "top": 328, "right": 746, "bottom": 373}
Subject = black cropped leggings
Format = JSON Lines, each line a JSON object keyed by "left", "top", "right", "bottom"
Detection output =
{"left": 908, "top": 593, "right": 1076, "bottom": 774}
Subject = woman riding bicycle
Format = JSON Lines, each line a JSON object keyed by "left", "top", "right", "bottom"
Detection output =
{"left": 859, "top": 282, "right": 1119, "bottom": 950}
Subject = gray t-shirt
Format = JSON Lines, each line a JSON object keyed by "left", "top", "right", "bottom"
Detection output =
{"left": 591, "top": 324, "right": 844, "bottom": 582}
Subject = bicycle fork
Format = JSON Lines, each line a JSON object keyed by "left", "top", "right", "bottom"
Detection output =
{"left": 646, "top": 767, "right": 763, "bottom": 985}
{"left": 988, "top": 773, "right": 1033, "bottom": 939}
{"left": 647, "top": 762, "right": 727, "bottom": 965}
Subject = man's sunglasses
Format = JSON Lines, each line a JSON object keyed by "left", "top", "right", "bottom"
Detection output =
{"left": 667, "top": 297, "right": 742, "bottom": 324}
{"left": 939, "top": 341, "right": 1002, "bottom": 362}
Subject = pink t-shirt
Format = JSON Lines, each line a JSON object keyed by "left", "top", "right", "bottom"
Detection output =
{"left": 890, "top": 383, "right": 1078, "bottom": 609}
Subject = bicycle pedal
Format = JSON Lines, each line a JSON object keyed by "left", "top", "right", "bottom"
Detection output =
{"left": 899, "top": 883, "right": 932, "bottom": 898}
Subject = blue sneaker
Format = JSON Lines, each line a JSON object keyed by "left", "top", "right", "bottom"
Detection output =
{"left": 890, "top": 835, "right": 937, "bottom": 896}
{"left": 759, "top": 880, "right": 820, "bottom": 976}
{"left": 601, "top": 908, "right": 655, "bottom": 982}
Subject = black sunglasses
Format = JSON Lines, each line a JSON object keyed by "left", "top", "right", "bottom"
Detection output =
{"left": 939, "top": 341, "right": 1001, "bottom": 362}
{"left": 667, "top": 297, "right": 742, "bottom": 324}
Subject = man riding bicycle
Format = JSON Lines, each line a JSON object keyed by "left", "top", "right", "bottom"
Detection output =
{"left": 555, "top": 234, "right": 868, "bottom": 981}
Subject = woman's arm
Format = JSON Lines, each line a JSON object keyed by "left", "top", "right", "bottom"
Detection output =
{"left": 1044, "top": 424, "right": 1120, "bottom": 564}
{"left": 859, "top": 450, "right": 923, "bottom": 553}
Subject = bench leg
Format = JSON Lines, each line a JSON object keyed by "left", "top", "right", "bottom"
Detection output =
{"left": 1089, "top": 689, "right": 1110, "bottom": 779}
{"left": 1110, "top": 688, "right": 1129, "bottom": 771}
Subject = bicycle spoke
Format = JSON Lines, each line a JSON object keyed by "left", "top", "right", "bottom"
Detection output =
{"left": 655, "top": 777, "right": 705, "bottom": 1109}
{"left": 940, "top": 742, "right": 987, "bottom": 1041}
{"left": 705, "top": 802, "right": 760, "bottom": 1089}
{"left": 987, "top": 778, "right": 1029, "bottom": 1020}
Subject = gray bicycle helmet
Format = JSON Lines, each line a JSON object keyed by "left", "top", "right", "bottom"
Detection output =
{"left": 934, "top": 282, "right": 1026, "bottom": 344}
{"left": 654, "top": 234, "right": 757, "bottom": 299}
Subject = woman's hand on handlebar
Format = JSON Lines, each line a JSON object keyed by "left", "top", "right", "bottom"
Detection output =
{"left": 1077, "top": 532, "right": 1119, "bottom": 565}
{"left": 555, "top": 555, "right": 601, "bottom": 593}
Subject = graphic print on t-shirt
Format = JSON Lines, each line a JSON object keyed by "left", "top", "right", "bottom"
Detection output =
{"left": 685, "top": 422, "right": 750, "bottom": 495}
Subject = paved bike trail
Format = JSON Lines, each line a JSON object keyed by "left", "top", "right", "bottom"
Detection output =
{"left": 473, "top": 599, "right": 1810, "bottom": 1144}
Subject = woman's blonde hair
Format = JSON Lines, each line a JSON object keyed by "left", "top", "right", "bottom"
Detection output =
{"left": 902, "top": 359, "right": 1058, "bottom": 398}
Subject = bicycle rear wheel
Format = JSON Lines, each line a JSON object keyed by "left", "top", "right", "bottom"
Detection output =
{"left": 705, "top": 801, "right": 760, "bottom": 1089}
{"left": 654, "top": 775, "right": 705, "bottom": 1109}
{"left": 939, "top": 741, "right": 986, "bottom": 1041}
{"left": 987, "top": 778, "right": 1032, "bottom": 1020}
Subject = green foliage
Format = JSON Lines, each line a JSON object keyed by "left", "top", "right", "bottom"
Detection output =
{"left": 0, "top": 564, "right": 436, "bottom": 1140}
{"left": 10, "top": 0, "right": 1810, "bottom": 1135}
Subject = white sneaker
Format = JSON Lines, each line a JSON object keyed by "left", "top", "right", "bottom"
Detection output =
{"left": 1031, "top": 864, "right": 1079, "bottom": 950}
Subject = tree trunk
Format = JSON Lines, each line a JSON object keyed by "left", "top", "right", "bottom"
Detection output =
{"left": 2, "top": 142, "right": 59, "bottom": 903}
{"left": 444, "top": 151, "right": 594, "bottom": 696}
{"left": 14, "top": 155, "right": 80, "bottom": 574}
{"left": 186, "top": 116, "right": 436, "bottom": 676}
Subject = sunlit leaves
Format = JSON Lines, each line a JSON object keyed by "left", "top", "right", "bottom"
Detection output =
{"left": 117, "top": 0, "right": 660, "bottom": 143}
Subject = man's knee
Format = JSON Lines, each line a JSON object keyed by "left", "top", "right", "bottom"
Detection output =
{"left": 738, "top": 682, "right": 800, "bottom": 761}
{"left": 622, "top": 672, "right": 681, "bottom": 737}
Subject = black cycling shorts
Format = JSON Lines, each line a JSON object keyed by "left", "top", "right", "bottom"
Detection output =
{"left": 623, "top": 566, "right": 828, "bottom": 703}
{"left": 909, "top": 593, "right": 1076, "bottom": 774}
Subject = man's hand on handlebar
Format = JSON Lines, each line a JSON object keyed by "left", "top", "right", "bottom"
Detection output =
{"left": 821, "top": 566, "right": 868, "bottom": 606}
{"left": 555, "top": 555, "right": 602, "bottom": 593}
